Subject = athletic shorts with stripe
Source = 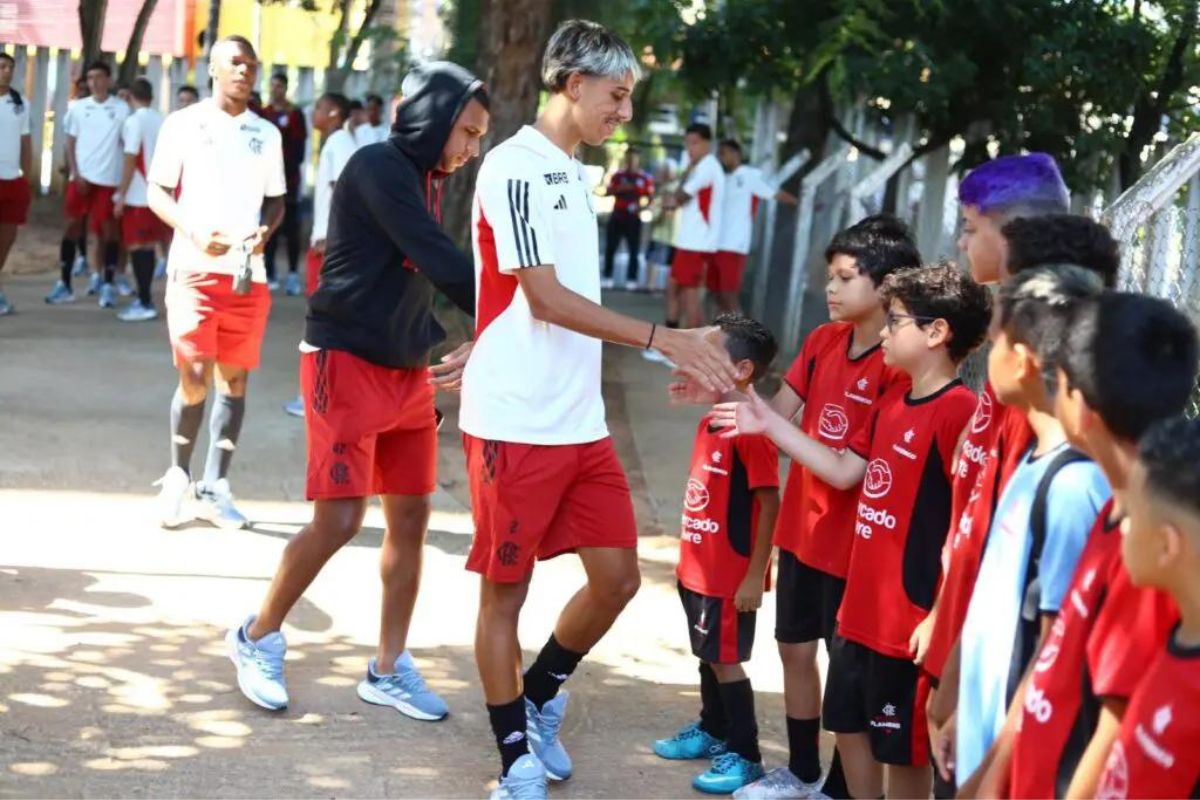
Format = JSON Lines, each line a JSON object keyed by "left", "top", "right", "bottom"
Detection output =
{"left": 464, "top": 434, "right": 638, "bottom": 583}
{"left": 822, "top": 632, "right": 932, "bottom": 767}
{"left": 679, "top": 582, "right": 756, "bottom": 664}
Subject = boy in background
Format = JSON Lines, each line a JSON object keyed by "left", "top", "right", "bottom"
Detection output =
{"left": 654, "top": 313, "right": 781, "bottom": 794}
{"left": 1098, "top": 414, "right": 1200, "bottom": 798}
{"left": 713, "top": 262, "right": 991, "bottom": 798}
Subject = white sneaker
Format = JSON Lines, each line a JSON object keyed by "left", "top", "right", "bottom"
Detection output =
{"left": 115, "top": 275, "right": 134, "bottom": 297}
{"left": 98, "top": 283, "right": 117, "bottom": 308}
{"left": 196, "top": 478, "right": 249, "bottom": 530}
{"left": 118, "top": 302, "right": 159, "bottom": 322}
{"left": 625, "top": 280, "right": 640, "bottom": 292}
{"left": 154, "top": 466, "right": 194, "bottom": 528}
{"left": 72, "top": 255, "right": 88, "bottom": 276}
{"left": 733, "top": 767, "right": 824, "bottom": 800}
{"left": 267, "top": 279, "right": 280, "bottom": 292}
{"left": 226, "top": 615, "right": 288, "bottom": 710}
{"left": 599, "top": 277, "right": 615, "bottom": 290}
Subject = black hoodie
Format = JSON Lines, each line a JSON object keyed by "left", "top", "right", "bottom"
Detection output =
{"left": 305, "top": 61, "right": 481, "bottom": 368}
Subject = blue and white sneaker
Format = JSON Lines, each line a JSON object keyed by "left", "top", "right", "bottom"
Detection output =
{"left": 86, "top": 272, "right": 102, "bottom": 296}
{"left": 654, "top": 720, "right": 728, "bottom": 760}
{"left": 115, "top": 275, "right": 134, "bottom": 297}
{"left": 694, "top": 753, "right": 766, "bottom": 795}
{"left": 490, "top": 753, "right": 547, "bottom": 800}
{"left": 733, "top": 766, "right": 825, "bottom": 799}
{"left": 72, "top": 255, "right": 88, "bottom": 276}
{"left": 226, "top": 615, "right": 288, "bottom": 710}
{"left": 45, "top": 280, "right": 75, "bottom": 305}
{"left": 284, "top": 272, "right": 302, "bottom": 296}
{"left": 283, "top": 395, "right": 304, "bottom": 418}
{"left": 154, "top": 257, "right": 167, "bottom": 279}
{"left": 356, "top": 652, "right": 449, "bottom": 721}
{"left": 526, "top": 692, "right": 571, "bottom": 781}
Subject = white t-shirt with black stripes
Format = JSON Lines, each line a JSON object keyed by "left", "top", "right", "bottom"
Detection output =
{"left": 460, "top": 124, "right": 608, "bottom": 446}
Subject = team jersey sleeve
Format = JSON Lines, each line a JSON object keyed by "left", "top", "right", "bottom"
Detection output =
{"left": 146, "top": 112, "right": 183, "bottom": 190}
{"left": 474, "top": 158, "right": 557, "bottom": 272}
{"left": 63, "top": 105, "right": 79, "bottom": 138}
{"left": 1087, "top": 574, "right": 1178, "bottom": 700}
{"left": 747, "top": 167, "right": 777, "bottom": 199}
{"left": 122, "top": 115, "right": 142, "bottom": 157}
{"left": 264, "top": 131, "right": 287, "bottom": 198}
{"left": 1038, "top": 464, "right": 1111, "bottom": 613}
{"left": 848, "top": 402, "right": 879, "bottom": 460}
{"left": 682, "top": 157, "right": 715, "bottom": 195}
{"left": 937, "top": 392, "right": 977, "bottom": 477}
{"left": 18, "top": 106, "right": 29, "bottom": 136}
{"left": 735, "top": 434, "right": 781, "bottom": 490}
{"left": 784, "top": 324, "right": 826, "bottom": 400}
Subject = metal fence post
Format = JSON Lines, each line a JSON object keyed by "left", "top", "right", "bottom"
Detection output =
{"left": 782, "top": 146, "right": 850, "bottom": 351}
{"left": 916, "top": 145, "right": 951, "bottom": 261}
{"left": 846, "top": 142, "right": 913, "bottom": 223}
{"left": 49, "top": 49, "right": 71, "bottom": 193}
{"left": 752, "top": 149, "right": 810, "bottom": 320}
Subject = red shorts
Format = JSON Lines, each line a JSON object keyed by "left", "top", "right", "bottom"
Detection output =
{"left": 165, "top": 272, "right": 272, "bottom": 369}
{"left": 302, "top": 349, "right": 437, "bottom": 499}
{"left": 670, "top": 248, "right": 715, "bottom": 289}
{"left": 464, "top": 435, "right": 638, "bottom": 583}
{"left": 707, "top": 251, "right": 748, "bottom": 293}
{"left": 64, "top": 182, "right": 115, "bottom": 233}
{"left": 306, "top": 248, "right": 324, "bottom": 297}
{"left": 0, "top": 177, "right": 31, "bottom": 225}
{"left": 121, "top": 206, "right": 170, "bottom": 248}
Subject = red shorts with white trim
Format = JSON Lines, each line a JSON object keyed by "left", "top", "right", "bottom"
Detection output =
{"left": 707, "top": 251, "right": 748, "bottom": 293}
{"left": 305, "top": 248, "right": 324, "bottom": 297}
{"left": 165, "top": 271, "right": 271, "bottom": 370}
{"left": 679, "top": 582, "right": 756, "bottom": 664}
{"left": 0, "top": 177, "right": 31, "bottom": 225}
{"left": 64, "top": 182, "right": 115, "bottom": 233}
{"left": 822, "top": 632, "right": 932, "bottom": 767}
{"left": 670, "top": 248, "right": 715, "bottom": 289}
{"left": 121, "top": 206, "right": 170, "bottom": 248}
{"left": 302, "top": 349, "right": 438, "bottom": 500}
{"left": 464, "top": 434, "right": 638, "bottom": 583}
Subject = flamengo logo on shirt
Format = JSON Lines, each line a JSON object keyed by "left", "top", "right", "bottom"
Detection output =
{"left": 1134, "top": 712, "right": 1176, "bottom": 769}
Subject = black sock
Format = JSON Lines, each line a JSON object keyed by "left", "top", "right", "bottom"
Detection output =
{"left": 201, "top": 394, "right": 246, "bottom": 488}
{"left": 170, "top": 390, "right": 206, "bottom": 475}
{"left": 59, "top": 238, "right": 76, "bottom": 288}
{"left": 131, "top": 249, "right": 155, "bottom": 306}
{"left": 699, "top": 662, "right": 728, "bottom": 739}
{"left": 523, "top": 634, "right": 586, "bottom": 710}
{"left": 822, "top": 747, "right": 851, "bottom": 799}
{"left": 487, "top": 696, "right": 530, "bottom": 777}
{"left": 103, "top": 242, "right": 118, "bottom": 283}
{"left": 717, "top": 678, "right": 761, "bottom": 762}
{"left": 787, "top": 716, "right": 822, "bottom": 783}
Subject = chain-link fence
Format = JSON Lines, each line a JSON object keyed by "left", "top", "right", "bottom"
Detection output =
{"left": 1101, "top": 134, "right": 1200, "bottom": 419}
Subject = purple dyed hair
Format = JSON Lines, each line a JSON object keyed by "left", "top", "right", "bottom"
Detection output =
{"left": 958, "top": 153, "right": 1070, "bottom": 217}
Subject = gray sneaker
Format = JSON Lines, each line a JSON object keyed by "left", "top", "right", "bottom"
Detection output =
{"left": 0, "top": 290, "right": 13, "bottom": 316}
{"left": 45, "top": 280, "right": 76, "bottom": 305}
{"left": 196, "top": 478, "right": 248, "bottom": 530}
{"left": 733, "top": 767, "right": 825, "bottom": 800}
{"left": 526, "top": 692, "right": 572, "bottom": 781}
{"left": 98, "top": 282, "right": 117, "bottom": 308}
{"left": 356, "top": 652, "right": 449, "bottom": 721}
{"left": 86, "top": 272, "right": 102, "bottom": 295}
{"left": 118, "top": 301, "right": 158, "bottom": 322}
{"left": 153, "top": 466, "right": 194, "bottom": 528}
{"left": 115, "top": 275, "right": 134, "bottom": 297}
{"left": 490, "top": 754, "right": 547, "bottom": 800}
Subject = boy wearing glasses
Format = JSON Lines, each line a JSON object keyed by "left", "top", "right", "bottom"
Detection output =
{"left": 712, "top": 261, "right": 990, "bottom": 798}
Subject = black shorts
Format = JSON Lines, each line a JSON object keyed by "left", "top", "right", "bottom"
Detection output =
{"left": 822, "top": 633, "right": 931, "bottom": 767}
{"left": 775, "top": 550, "right": 846, "bottom": 644}
{"left": 678, "top": 582, "right": 756, "bottom": 664}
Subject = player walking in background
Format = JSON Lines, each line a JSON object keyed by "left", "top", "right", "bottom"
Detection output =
{"left": 602, "top": 146, "right": 654, "bottom": 290}
{"left": 0, "top": 52, "right": 31, "bottom": 317}
{"left": 258, "top": 72, "right": 307, "bottom": 295}
{"left": 113, "top": 77, "right": 166, "bottom": 322}
{"left": 663, "top": 122, "right": 724, "bottom": 330}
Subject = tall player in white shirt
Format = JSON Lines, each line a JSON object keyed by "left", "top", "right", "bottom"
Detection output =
{"left": 661, "top": 123, "right": 725, "bottom": 330}
{"left": 46, "top": 61, "right": 129, "bottom": 307}
{"left": 0, "top": 52, "right": 31, "bottom": 317}
{"left": 146, "top": 35, "right": 286, "bottom": 530}
{"left": 282, "top": 91, "right": 358, "bottom": 419}
{"left": 712, "top": 138, "right": 796, "bottom": 315}
{"left": 461, "top": 19, "right": 738, "bottom": 799}
{"left": 113, "top": 77, "right": 166, "bottom": 322}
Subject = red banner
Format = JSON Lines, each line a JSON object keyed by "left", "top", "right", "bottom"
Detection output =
{"left": 0, "top": 0, "right": 185, "bottom": 57}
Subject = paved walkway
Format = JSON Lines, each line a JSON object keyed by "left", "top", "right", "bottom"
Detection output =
{"left": 0, "top": 250, "right": 828, "bottom": 797}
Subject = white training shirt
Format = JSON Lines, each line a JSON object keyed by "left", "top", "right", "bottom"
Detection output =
{"left": 64, "top": 95, "right": 129, "bottom": 187}
{"left": 353, "top": 123, "right": 388, "bottom": 149}
{"left": 148, "top": 99, "right": 286, "bottom": 283}
{"left": 673, "top": 151, "right": 725, "bottom": 253}
{"left": 311, "top": 128, "right": 358, "bottom": 244}
{"left": 120, "top": 106, "right": 163, "bottom": 207}
{"left": 718, "top": 164, "right": 776, "bottom": 254}
{"left": 0, "top": 91, "right": 31, "bottom": 180}
{"left": 460, "top": 125, "right": 608, "bottom": 446}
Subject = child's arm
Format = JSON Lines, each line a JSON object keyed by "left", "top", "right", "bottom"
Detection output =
{"left": 734, "top": 487, "right": 780, "bottom": 612}
{"left": 1064, "top": 699, "right": 1126, "bottom": 798}
{"left": 711, "top": 387, "right": 867, "bottom": 490}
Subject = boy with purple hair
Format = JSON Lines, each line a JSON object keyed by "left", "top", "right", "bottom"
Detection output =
{"left": 917, "top": 153, "right": 1072, "bottom": 795}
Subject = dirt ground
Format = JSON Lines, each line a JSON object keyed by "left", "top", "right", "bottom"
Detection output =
{"left": 0, "top": 198, "right": 831, "bottom": 798}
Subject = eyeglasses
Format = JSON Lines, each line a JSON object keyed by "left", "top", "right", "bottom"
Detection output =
{"left": 884, "top": 311, "right": 938, "bottom": 332}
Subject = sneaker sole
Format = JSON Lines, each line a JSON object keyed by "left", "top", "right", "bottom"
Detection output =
{"left": 356, "top": 680, "right": 447, "bottom": 721}
{"left": 196, "top": 508, "right": 248, "bottom": 530}
{"left": 225, "top": 630, "right": 287, "bottom": 711}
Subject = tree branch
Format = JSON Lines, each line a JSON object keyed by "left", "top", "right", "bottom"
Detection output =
{"left": 119, "top": 0, "right": 160, "bottom": 87}
{"left": 817, "top": 73, "right": 886, "bottom": 160}
{"left": 341, "top": 0, "right": 386, "bottom": 73}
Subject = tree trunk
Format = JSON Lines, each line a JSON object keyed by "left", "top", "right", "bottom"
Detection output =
{"left": 78, "top": 0, "right": 110, "bottom": 69}
{"left": 118, "top": 0, "right": 160, "bottom": 87}
{"left": 325, "top": 0, "right": 385, "bottom": 94}
{"left": 441, "top": 0, "right": 556, "bottom": 250}
{"left": 204, "top": 0, "right": 221, "bottom": 58}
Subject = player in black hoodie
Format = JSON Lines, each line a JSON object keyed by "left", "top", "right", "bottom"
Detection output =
{"left": 226, "top": 61, "right": 489, "bottom": 717}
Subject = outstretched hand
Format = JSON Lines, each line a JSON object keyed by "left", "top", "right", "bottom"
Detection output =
{"left": 709, "top": 384, "right": 773, "bottom": 438}
{"left": 429, "top": 340, "right": 473, "bottom": 392}
{"left": 653, "top": 326, "right": 739, "bottom": 394}
{"left": 667, "top": 370, "right": 720, "bottom": 406}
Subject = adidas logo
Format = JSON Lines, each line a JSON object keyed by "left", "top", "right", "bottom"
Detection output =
{"left": 502, "top": 731, "right": 526, "bottom": 745}
{"left": 553, "top": 195, "right": 568, "bottom": 211}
